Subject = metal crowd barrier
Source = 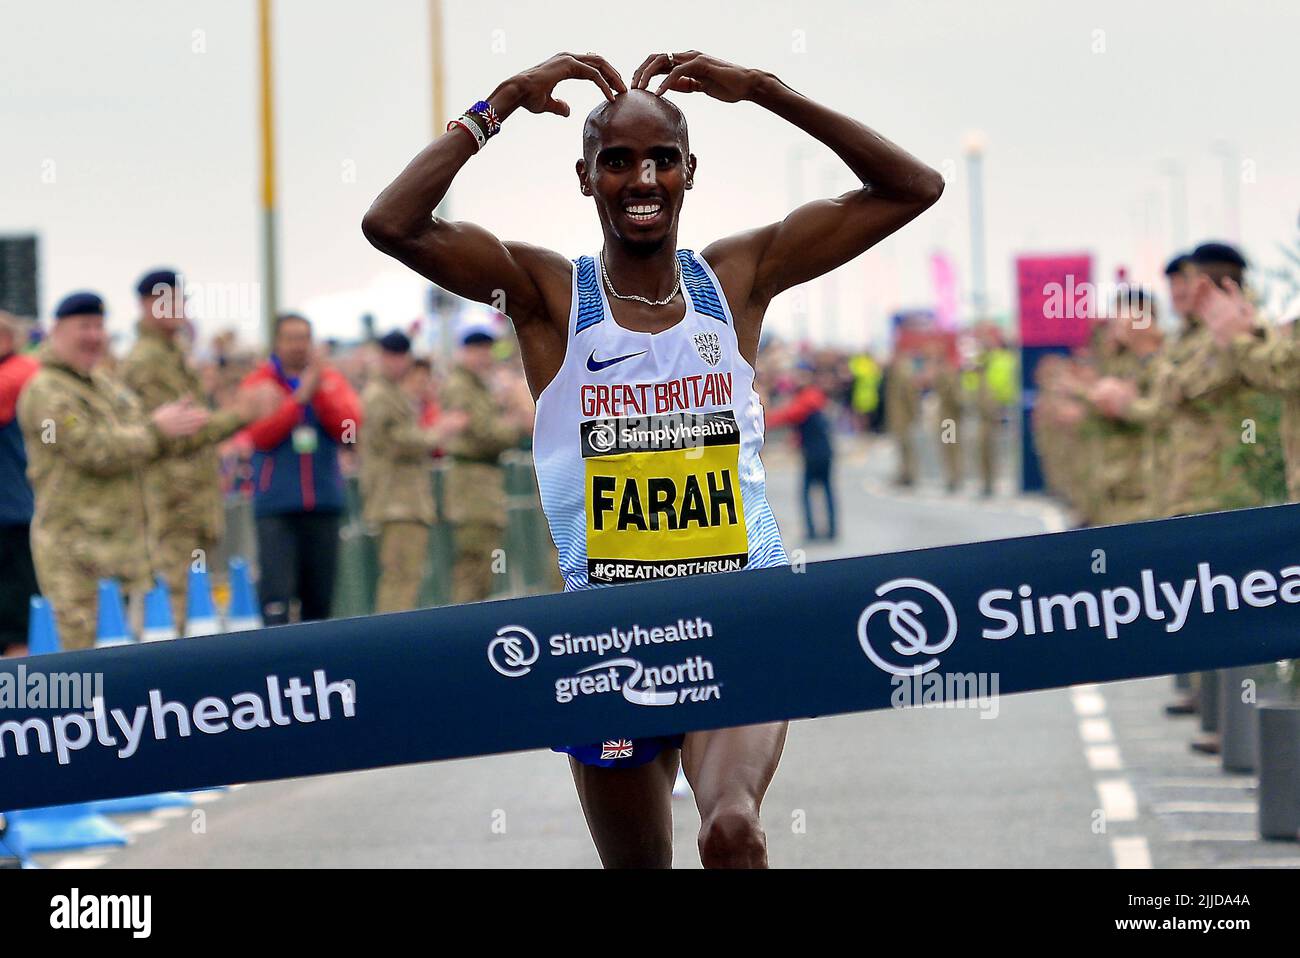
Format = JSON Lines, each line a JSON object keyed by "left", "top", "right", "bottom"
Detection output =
{"left": 221, "top": 450, "right": 560, "bottom": 619}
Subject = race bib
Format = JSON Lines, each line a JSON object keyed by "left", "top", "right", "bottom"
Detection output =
{"left": 292, "top": 424, "right": 319, "bottom": 455}
{"left": 582, "top": 411, "right": 748, "bottom": 584}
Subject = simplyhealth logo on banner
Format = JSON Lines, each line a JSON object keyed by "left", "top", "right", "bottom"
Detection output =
{"left": 0, "top": 672, "right": 357, "bottom": 768}
{"left": 487, "top": 618, "right": 721, "bottom": 706}
{"left": 856, "top": 561, "right": 1300, "bottom": 676}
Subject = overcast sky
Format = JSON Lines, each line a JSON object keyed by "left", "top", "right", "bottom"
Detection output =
{"left": 3, "top": 0, "right": 1298, "bottom": 351}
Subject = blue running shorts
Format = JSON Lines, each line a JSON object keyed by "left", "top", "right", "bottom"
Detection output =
{"left": 554, "top": 735, "right": 686, "bottom": 769}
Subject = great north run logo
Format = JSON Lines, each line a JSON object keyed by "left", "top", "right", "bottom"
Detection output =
{"left": 856, "top": 562, "right": 1300, "bottom": 677}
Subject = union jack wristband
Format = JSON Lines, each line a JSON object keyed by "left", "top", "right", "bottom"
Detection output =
{"left": 447, "top": 116, "right": 486, "bottom": 152}
{"left": 470, "top": 100, "right": 502, "bottom": 136}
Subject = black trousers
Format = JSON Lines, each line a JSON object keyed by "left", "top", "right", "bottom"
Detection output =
{"left": 255, "top": 511, "right": 341, "bottom": 626}
{"left": 0, "top": 522, "right": 39, "bottom": 652}
{"left": 802, "top": 456, "right": 836, "bottom": 539}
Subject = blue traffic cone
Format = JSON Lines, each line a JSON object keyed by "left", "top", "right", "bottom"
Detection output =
{"left": 224, "top": 558, "right": 262, "bottom": 632}
{"left": 4, "top": 596, "right": 150, "bottom": 848}
{"left": 95, "top": 579, "right": 133, "bottom": 648}
{"left": 100, "top": 577, "right": 195, "bottom": 809}
{"left": 184, "top": 566, "right": 220, "bottom": 637}
{"left": 27, "top": 596, "right": 59, "bottom": 656}
{"left": 141, "top": 576, "right": 178, "bottom": 643}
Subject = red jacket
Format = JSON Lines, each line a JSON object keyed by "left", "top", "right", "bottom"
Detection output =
{"left": 0, "top": 352, "right": 39, "bottom": 427}
{"left": 0, "top": 352, "right": 40, "bottom": 525}
{"left": 237, "top": 360, "right": 362, "bottom": 515}
{"left": 766, "top": 385, "right": 827, "bottom": 429}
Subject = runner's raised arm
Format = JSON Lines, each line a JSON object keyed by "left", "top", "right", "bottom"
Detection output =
{"left": 631, "top": 52, "right": 943, "bottom": 311}
{"left": 361, "top": 53, "right": 627, "bottom": 326}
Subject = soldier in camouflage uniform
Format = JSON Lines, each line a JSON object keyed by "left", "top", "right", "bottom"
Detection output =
{"left": 359, "top": 331, "right": 465, "bottom": 613}
{"left": 118, "top": 270, "right": 270, "bottom": 626}
{"left": 1081, "top": 291, "right": 1163, "bottom": 525}
{"left": 1032, "top": 353, "right": 1094, "bottom": 522}
{"left": 17, "top": 292, "right": 211, "bottom": 650}
{"left": 885, "top": 350, "right": 920, "bottom": 487}
{"left": 1108, "top": 247, "right": 1267, "bottom": 519}
{"left": 971, "top": 328, "right": 1016, "bottom": 498}
{"left": 441, "top": 319, "right": 529, "bottom": 604}
{"left": 1201, "top": 273, "right": 1300, "bottom": 501}
{"left": 1100, "top": 245, "right": 1269, "bottom": 745}
{"left": 931, "top": 351, "right": 964, "bottom": 493}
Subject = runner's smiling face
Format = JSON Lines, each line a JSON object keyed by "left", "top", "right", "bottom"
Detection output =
{"left": 577, "top": 91, "right": 695, "bottom": 249}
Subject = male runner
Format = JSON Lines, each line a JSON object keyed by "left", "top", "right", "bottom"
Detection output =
{"left": 363, "top": 51, "right": 942, "bottom": 868}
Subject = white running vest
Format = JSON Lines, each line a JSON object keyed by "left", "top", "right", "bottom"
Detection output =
{"left": 533, "top": 248, "right": 788, "bottom": 592}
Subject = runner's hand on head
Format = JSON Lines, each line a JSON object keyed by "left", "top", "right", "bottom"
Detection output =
{"left": 509, "top": 53, "right": 626, "bottom": 117}
{"left": 633, "top": 51, "right": 759, "bottom": 102}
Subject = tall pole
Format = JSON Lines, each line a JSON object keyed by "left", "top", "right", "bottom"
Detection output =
{"left": 1212, "top": 141, "right": 1241, "bottom": 243}
{"left": 1159, "top": 159, "right": 1188, "bottom": 252}
{"left": 429, "top": 0, "right": 454, "bottom": 359}
{"left": 258, "top": 0, "right": 279, "bottom": 345}
{"left": 963, "top": 131, "right": 988, "bottom": 320}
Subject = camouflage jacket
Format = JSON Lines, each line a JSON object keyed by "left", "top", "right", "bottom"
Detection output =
{"left": 1081, "top": 347, "right": 1159, "bottom": 523}
{"left": 885, "top": 360, "right": 920, "bottom": 429}
{"left": 440, "top": 365, "right": 518, "bottom": 526}
{"left": 1234, "top": 323, "right": 1300, "bottom": 500}
{"left": 359, "top": 376, "right": 438, "bottom": 525}
{"left": 17, "top": 352, "right": 161, "bottom": 590}
{"left": 1129, "top": 322, "right": 1262, "bottom": 515}
{"left": 934, "top": 365, "right": 963, "bottom": 418}
{"left": 119, "top": 324, "right": 243, "bottom": 540}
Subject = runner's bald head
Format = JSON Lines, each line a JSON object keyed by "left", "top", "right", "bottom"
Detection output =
{"left": 583, "top": 89, "right": 689, "bottom": 167}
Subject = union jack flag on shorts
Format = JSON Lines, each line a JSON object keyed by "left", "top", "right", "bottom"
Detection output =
{"left": 601, "top": 739, "right": 634, "bottom": 760}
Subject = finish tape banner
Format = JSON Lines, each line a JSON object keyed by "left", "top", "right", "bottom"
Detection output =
{"left": 5, "top": 504, "right": 1300, "bottom": 811}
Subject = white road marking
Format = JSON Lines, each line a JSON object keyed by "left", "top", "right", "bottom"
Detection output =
{"left": 1110, "top": 836, "right": 1152, "bottom": 869}
{"left": 1071, "top": 691, "right": 1108, "bottom": 717}
{"left": 1086, "top": 744, "right": 1124, "bottom": 771}
{"left": 1151, "top": 801, "right": 1256, "bottom": 814}
{"left": 1208, "top": 858, "right": 1300, "bottom": 868}
{"left": 1166, "top": 831, "right": 1259, "bottom": 842}
{"left": 1079, "top": 718, "right": 1115, "bottom": 743}
{"left": 1097, "top": 779, "right": 1139, "bottom": 822}
{"left": 50, "top": 854, "right": 109, "bottom": 869}
{"left": 1149, "top": 778, "right": 1256, "bottom": 790}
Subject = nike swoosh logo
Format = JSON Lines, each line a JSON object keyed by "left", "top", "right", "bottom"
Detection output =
{"left": 586, "top": 348, "right": 648, "bottom": 372}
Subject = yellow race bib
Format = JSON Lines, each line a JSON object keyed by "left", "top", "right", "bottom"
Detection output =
{"left": 583, "top": 411, "right": 748, "bottom": 583}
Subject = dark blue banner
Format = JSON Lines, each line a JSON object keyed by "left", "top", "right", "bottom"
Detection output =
{"left": 4, "top": 504, "right": 1300, "bottom": 810}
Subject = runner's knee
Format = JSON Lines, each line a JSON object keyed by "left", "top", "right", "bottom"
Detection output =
{"left": 698, "top": 804, "right": 766, "bottom": 868}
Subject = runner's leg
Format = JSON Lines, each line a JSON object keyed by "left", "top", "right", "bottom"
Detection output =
{"left": 568, "top": 750, "right": 678, "bottom": 868}
{"left": 681, "top": 722, "right": 788, "bottom": 868}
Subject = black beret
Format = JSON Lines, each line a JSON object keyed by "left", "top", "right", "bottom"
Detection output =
{"left": 377, "top": 330, "right": 412, "bottom": 354}
{"left": 1190, "top": 242, "right": 1247, "bottom": 269}
{"left": 54, "top": 291, "right": 106, "bottom": 320}
{"left": 1164, "top": 254, "right": 1189, "bottom": 276}
{"left": 136, "top": 268, "right": 180, "bottom": 296}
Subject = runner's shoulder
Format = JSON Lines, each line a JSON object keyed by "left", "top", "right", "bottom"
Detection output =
{"left": 700, "top": 229, "right": 772, "bottom": 328}
{"left": 502, "top": 240, "right": 573, "bottom": 330}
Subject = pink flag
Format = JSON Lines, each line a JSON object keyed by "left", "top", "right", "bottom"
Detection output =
{"left": 931, "top": 252, "right": 960, "bottom": 331}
